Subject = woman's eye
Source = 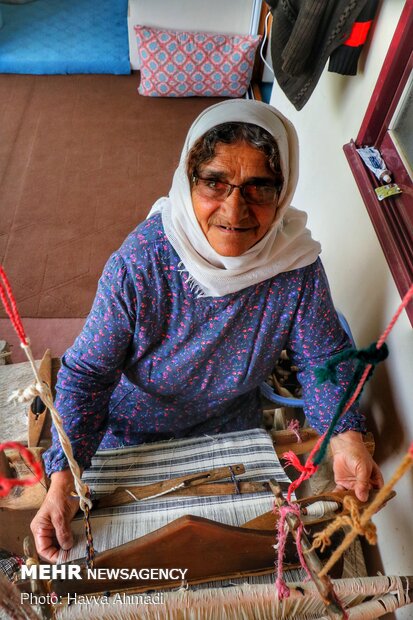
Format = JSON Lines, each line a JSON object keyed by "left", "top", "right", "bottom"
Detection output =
{"left": 206, "top": 179, "right": 225, "bottom": 190}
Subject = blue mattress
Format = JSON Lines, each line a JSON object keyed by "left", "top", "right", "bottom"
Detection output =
{"left": 0, "top": 0, "right": 130, "bottom": 74}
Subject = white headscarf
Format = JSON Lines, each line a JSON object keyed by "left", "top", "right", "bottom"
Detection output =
{"left": 149, "top": 99, "right": 321, "bottom": 297}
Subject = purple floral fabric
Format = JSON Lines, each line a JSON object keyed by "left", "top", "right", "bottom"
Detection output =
{"left": 44, "top": 214, "right": 364, "bottom": 475}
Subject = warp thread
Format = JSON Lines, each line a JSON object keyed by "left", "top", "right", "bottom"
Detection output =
{"left": 0, "top": 573, "right": 40, "bottom": 620}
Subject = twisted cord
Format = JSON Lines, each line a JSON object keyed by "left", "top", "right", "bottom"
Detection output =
{"left": 10, "top": 345, "right": 92, "bottom": 513}
{"left": 0, "top": 266, "right": 94, "bottom": 565}
{"left": 318, "top": 442, "right": 413, "bottom": 578}
{"left": 311, "top": 495, "right": 377, "bottom": 554}
{"left": 0, "top": 266, "right": 27, "bottom": 345}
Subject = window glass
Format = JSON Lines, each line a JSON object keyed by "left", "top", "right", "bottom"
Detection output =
{"left": 389, "top": 70, "right": 413, "bottom": 178}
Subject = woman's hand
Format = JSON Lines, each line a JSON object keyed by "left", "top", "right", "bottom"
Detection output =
{"left": 330, "top": 430, "right": 384, "bottom": 502}
{"left": 30, "top": 469, "right": 80, "bottom": 563}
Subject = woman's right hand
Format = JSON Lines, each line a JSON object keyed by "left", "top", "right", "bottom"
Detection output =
{"left": 30, "top": 469, "right": 80, "bottom": 563}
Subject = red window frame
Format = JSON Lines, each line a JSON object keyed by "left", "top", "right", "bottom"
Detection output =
{"left": 343, "top": 2, "right": 413, "bottom": 325}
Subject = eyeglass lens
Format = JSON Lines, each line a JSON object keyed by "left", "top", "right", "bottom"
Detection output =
{"left": 195, "top": 178, "right": 279, "bottom": 204}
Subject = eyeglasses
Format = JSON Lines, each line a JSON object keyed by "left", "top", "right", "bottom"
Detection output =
{"left": 192, "top": 174, "right": 282, "bottom": 205}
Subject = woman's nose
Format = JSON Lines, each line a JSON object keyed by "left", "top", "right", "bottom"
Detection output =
{"left": 220, "top": 188, "right": 250, "bottom": 221}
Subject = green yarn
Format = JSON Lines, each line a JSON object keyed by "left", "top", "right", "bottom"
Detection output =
{"left": 314, "top": 343, "right": 388, "bottom": 386}
{"left": 313, "top": 342, "right": 389, "bottom": 466}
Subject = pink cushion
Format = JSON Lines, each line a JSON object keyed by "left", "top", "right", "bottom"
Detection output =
{"left": 134, "top": 25, "right": 261, "bottom": 97}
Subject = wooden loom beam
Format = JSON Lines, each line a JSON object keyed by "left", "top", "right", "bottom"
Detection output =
{"left": 20, "top": 514, "right": 301, "bottom": 598}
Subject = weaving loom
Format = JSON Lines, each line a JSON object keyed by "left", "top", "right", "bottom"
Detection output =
{"left": 18, "top": 428, "right": 401, "bottom": 620}
{"left": 2, "top": 356, "right": 412, "bottom": 618}
{"left": 58, "top": 429, "right": 292, "bottom": 571}
{"left": 3, "top": 419, "right": 413, "bottom": 618}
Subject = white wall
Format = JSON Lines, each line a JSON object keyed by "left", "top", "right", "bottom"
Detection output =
{"left": 270, "top": 2, "right": 412, "bottom": 616}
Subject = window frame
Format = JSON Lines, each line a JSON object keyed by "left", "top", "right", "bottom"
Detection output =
{"left": 343, "top": 3, "right": 413, "bottom": 325}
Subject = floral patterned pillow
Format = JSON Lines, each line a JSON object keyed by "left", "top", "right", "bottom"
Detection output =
{"left": 134, "top": 25, "right": 261, "bottom": 97}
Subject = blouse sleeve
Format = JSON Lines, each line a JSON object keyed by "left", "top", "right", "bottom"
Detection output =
{"left": 286, "top": 259, "right": 366, "bottom": 436}
{"left": 43, "top": 253, "right": 136, "bottom": 475}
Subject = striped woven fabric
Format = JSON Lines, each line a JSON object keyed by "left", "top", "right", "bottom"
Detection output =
{"left": 65, "top": 429, "right": 290, "bottom": 559}
{"left": 58, "top": 428, "right": 366, "bottom": 619}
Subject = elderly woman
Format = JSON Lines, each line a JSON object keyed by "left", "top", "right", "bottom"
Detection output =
{"left": 31, "top": 100, "right": 383, "bottom": 562}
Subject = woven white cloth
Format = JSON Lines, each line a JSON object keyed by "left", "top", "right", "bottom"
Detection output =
{"left": 64, "top": 428, "right": 289, "bottom": 556}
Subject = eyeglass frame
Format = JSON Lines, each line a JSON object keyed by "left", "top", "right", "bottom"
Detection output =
{"left": 191, "top": 174, "right": 283, "bottom": 205}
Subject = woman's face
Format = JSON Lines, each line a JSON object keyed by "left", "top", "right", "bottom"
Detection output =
{"left": 191, "top": 142, "right": 280, "bottom": 257}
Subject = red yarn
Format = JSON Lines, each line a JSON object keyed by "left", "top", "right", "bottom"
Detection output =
{"left": 275, "top": 576, "right": 290, "bottom": 599}
{"left": 274, "top": 503, "right": 291, "bottom": 599}
{"left": 283, "top": 435, "right": 324, "bottom": 502}
{"left": 287, "top": 418, "right": 302, "bottom": 443}
{"left": 0, "top": 266, "right": 28, "bottom": 345}
{"left": 275, "top": 502, "right": 312, "bottom": 599}
{"left": 377, "top": 283, "right": 413, "bottom": 348}
{"left": 0, "top": 442, "right": 43, "bottom": 497}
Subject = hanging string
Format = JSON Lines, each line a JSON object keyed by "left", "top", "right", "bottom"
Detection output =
{"left": 259, "top": 11, "right": 274, "bottom": 76}
{"left": 314, "top": 283, "right": 413, "bottom": 466}
{"left": 287, "top": 418, "right": 303, "bottom": 443}
{"left": 274, "top": 503, "right": 291, "bottom": 599}
{"left": 283, "top": 283, "right": 413, "bottom": 495}
{"left": 0, "top": 267, "right": 28, "bottom": 346}
{"left": 0, "top": 265, "right": 95, "bottom": 568}
{"left": 275, "top": 283, "right": 413, "bottom": 591}
{"left": 274, "top": 502, "right": 312, "bottom": 599}
{"left": 0, "top": 442, "right": 43, "bottom": 497}
{"left": 282, "top": 437, "right": 322, "bottom": 503}
{"left": 312, "top": 343, "right": 388, "bottom": 466}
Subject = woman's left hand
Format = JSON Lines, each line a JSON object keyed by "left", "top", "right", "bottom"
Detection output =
{"left": 330, "top": 430, "right": 384, "bottom": 502}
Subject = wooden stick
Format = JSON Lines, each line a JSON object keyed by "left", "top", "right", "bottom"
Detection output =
{"left": 28, "top": 349, "right": 51, "bottom": 448}
{"left": 23, "top": 536, "right": 53, "bottom": 620}
{"left": 92, "top": 464, "right": 246, "bottom": 509}
{"left": 146, "top": 480, "right": 282, "bottom": 498}
{"left": 271, "top": 429, "right": 375, "bottom": 457}
{"left": 269, "top": 480, "right": 347, "bottom": 620}
{"left": 0, "top": 451, "right": 14, "bottom": 479}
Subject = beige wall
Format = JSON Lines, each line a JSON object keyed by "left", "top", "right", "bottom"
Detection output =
{"left": 270, "top": 3, "right": 413, "bottom": 617}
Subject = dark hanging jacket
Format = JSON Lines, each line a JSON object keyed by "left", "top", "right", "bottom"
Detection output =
{"left": 328, "top": 0, "right": 378, "bottom": 75}
{"left": 266, "top": 0, "right": 371, "bottom": 110}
